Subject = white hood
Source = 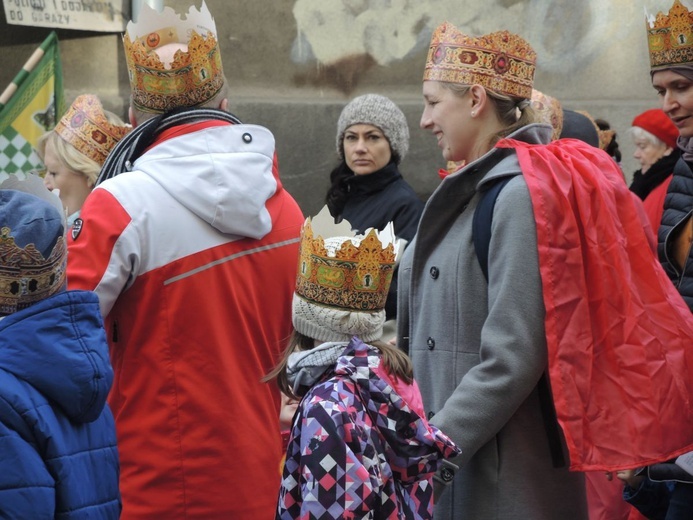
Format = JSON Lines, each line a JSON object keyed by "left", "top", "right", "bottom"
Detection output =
{"left": 132, "top": 123, "right": 278, "bottom": 239}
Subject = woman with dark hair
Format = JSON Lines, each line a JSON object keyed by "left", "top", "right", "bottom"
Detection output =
{"left": 326, "top": 94, "right": 424, "bottom": 320}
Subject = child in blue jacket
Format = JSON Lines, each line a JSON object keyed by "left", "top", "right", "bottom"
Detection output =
{"left": 0, "top": 187, "right": 120, "bottom": 518}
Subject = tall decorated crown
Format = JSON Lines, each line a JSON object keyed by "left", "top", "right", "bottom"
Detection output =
{"left": 295, "top": 206, "right": 401, "bottom": 312}
{"left": 646, "top": 0, "right": 693, "bottom": 69}
{"left": 123, "top": 1, "right": 225, "bottom": 113}
{"left": 423, "top": 21, "right": 536, "bottom": 99}
{"left": 54, "top": 95, "right": 131, "bottom": 166}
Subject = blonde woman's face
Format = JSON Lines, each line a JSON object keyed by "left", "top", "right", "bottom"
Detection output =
{"left": 42, "top": 139, "right": 93, "bottom": 216}
{"left": 420, "top": 81, "right": 477, "bottom": 163}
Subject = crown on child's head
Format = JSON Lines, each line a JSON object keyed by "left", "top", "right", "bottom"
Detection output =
{"left": 0, "top": 187, "right": 66, "bottom": 317}
{"left": 54, "top": 95, "right": 130, "bottom": 166}
{"left": 423, "top": 21, "right": 536, "bottom": 99}
{"left": 646, "top": 0, "right": 693, "bottom": 70}
{"left": 295, "top": 206, "right": 400, "bottom": 312}
{"left": 123, "top": 0, "right": 225, "bottom": 113}
{"left": 0, "top": 228, "right": 66, "bottom": 316}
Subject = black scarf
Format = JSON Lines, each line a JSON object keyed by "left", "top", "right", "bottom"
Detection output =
{"left": 97, "top": 107, "right": 242, "bottom": 186}
{"left": 629, "top": 150, "right": 680, "bottom": 200}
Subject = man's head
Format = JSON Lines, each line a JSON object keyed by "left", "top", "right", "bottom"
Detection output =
{"left": 123, "top": 1, "right": 227, "bottom": 126}
{"left": 0, "top": 189, "right": 66, "bottom": 316}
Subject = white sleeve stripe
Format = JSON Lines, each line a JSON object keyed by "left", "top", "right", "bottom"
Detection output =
{"left": 163, "top": 237, "right": 301, "bottom": 286}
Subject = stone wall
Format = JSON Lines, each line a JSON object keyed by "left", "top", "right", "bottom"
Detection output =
{"left": 0, "top": 0, "right": 679, "bottom": 216}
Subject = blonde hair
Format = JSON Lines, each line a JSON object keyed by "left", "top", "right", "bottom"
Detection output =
{"left": 441, "top": 82, "right": 537, "bottom": 150}
{"left": 36, "top": 108, "right": 126, "bottom": 186}
{"left": 264, "top": 330, "right": 414, "bottom": 400}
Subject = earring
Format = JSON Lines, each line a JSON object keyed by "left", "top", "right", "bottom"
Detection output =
{"left": 471, "top": 111, "right": 477, "bottom": 117}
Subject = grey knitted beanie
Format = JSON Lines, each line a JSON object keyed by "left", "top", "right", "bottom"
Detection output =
{"left": 336, "top": 94, "right": 410, "bottom": 164}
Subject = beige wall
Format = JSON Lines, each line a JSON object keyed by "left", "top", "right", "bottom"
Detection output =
{"left": 0, "top": 0, "right": 680, "bottom": 215}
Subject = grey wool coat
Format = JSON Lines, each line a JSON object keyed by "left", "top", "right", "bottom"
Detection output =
{"left": 397, "top": 124, "right": 588, "bottom": 520}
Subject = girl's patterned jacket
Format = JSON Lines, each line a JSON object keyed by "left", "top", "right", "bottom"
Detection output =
{"left": 277, "top": 337, "right": 460, "bottom": 519}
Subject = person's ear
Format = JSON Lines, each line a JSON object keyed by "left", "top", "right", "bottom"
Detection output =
{"left": 469, "top": 84, "right": 488, "bottom": 116}
{"left": 219, "top": 98, "right": 229, "bottom": 112}
{"left": 128, "top": 106, "right": 137, "bottom": 128}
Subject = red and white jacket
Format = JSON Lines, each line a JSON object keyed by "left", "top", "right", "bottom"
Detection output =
{"left": 67, "top": 121, "right": 304, "bottom": 519}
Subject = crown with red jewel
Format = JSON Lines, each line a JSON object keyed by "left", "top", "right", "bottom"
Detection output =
{"left": 423, "top": 21, "right": 536, "bottom": 99}
{"left": 123, "top": 1, "right": 225, "bottom": 113}
{"left": 646, "top": 0, "right": 693, "bottom": 69}
{"left": 54, "top": 95, "right": 130, "bottom": 166}
{"left": 295, "top": 207, "right": 401, "bottom": 312}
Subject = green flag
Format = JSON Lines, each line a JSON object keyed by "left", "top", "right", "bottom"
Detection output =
{"left": 0, "top": 31, "right": 65, "bottom": 175}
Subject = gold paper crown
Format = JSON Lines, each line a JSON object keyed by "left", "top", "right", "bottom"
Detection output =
{"left": 295, "top": 207, "right": 400, "bottom": 312}
{"left": 531, "top": 89, "right": 563, "bottom": 141}
{"left": 54, "top": 95, "right": 130, "bottom": 166}
{"left": 0, "top": 227, "right": 66, "bottom": 316}
{"left": 123, "top": 1, "right": 225, "bottom": 113}
{"left": 423, "top": 21, "right": 536, "bottom": 99}
{"left": 647, "top": 0, "right": 693, "bottom": 69}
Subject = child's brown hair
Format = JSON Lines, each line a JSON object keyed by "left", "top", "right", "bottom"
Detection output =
{"left": 264, "top": 330, "right": 414, "bottom": 400}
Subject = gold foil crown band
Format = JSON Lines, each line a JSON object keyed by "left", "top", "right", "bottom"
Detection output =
{"left": 0, "top": 228, "right": 66, "bottom": 315}
{"left": 54, "top": 95, "right": 130, "bottom": 166}
{"left": 423, "top": 21, "right": 537, "bottom": 99}
{"left": 295, "top": 207, "right": 400, "bottom": 312}
{"left": 123, "top": 1, "right": 225, "bottom": 113}
{"left": 647, "top": 0, "right": 693, "bottom": 69}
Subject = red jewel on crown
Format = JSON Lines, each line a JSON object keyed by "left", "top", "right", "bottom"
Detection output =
{"left": 494, "top": 53, "right": 509, "bottom": 74}
{"left": 433, "top": 45, "right": 445, "bottom": 64}
{"left": 71, "top": 113, "right": 85, "bottom": 127}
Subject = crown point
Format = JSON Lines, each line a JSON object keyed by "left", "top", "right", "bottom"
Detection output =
{"left": 646, "top": 0, "right": 693, "bottom": 69}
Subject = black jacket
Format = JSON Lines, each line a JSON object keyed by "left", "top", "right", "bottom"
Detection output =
{"left": 340, "top": 162, "right": 424, "bottom": 242}
{"left": 658, "top": 158, "right": 693, "bottom": 312}
{"left": 334, "top": 162, "right": 424, "bottom": 319}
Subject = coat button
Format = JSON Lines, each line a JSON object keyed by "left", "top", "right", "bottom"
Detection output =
{"left": 242, "top": 132, "right": 252, "bottom": 143}
{"left": 441, "top": 467, "right": 454, "bottom": 482}
{"left": 430, "top": 266, "right": 439, "bottom": 279}
{"left": 428, "top": 411, "right": 435, "bottom": 420}
{"left": 427, "top": 337, "right": 435, "bottom": 350}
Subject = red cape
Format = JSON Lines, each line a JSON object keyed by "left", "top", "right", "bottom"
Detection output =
{"left": 497, "top": 137, "right": 693, "bottom": 472}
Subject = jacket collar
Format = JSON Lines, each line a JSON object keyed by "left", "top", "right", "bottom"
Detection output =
{"left": 345, "top": 162, "right": 401, "bottom": 196}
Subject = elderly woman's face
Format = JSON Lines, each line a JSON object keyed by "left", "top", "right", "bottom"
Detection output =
{"left": 633, "top": 137, "right": 669, "bottom": 173}
{"left": 653, "top": 69, "right": 693, "bottom": 138}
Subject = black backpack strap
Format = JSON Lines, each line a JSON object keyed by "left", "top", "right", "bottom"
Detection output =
{"left": 472, "top": 175, "right": 566, "bottom": 468}
{"left": 472, "top": 176, "right": 513, "bottom": 281}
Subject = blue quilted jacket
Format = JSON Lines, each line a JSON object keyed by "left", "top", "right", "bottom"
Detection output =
{"left": 0, "top": 290, "right": 120, "bottom": 519}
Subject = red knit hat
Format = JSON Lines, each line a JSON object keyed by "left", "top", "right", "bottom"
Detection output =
{"left": 631, "top": 109, "right": 678, "bottom": 149}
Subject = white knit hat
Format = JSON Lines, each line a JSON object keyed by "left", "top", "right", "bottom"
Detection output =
{"left": 292, "top": 293, "right": 386, "bottom": 343}
{"left": 336, "top": 94, "right": 410, "bottom": 164}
